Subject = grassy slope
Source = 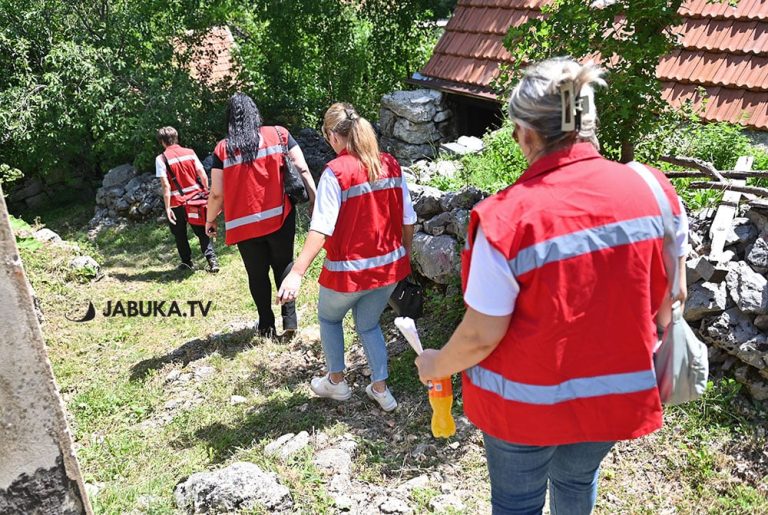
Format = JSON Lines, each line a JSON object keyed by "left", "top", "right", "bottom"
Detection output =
{"left": 18, "top": 203, "right": 768, "bottom": 514}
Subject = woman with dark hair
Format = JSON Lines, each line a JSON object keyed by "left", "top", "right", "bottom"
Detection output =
{"left": 206, "top": 92, "right": 316, "bottom": 337}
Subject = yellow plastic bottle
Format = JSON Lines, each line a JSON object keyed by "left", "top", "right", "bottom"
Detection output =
{"left": 428, "top": 377, "right": 456, "bottom": 438}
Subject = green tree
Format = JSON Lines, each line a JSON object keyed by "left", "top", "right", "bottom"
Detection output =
{"left": 501, "top": 0, "right": 730, "bottom": 163}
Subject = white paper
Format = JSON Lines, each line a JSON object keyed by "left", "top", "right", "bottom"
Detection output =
{"left": 395, "top": 317, "right": 423, "bottom": 355}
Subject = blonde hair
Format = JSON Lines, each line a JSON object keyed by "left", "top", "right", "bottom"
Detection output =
{"left": 323, "top": 103, "right": 382, "bottom": 182}
{"left": 508, "top": 57, "right": 606, "bottom": 151}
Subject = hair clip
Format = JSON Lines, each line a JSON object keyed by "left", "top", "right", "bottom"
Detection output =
{"left": 560, "top": 80, "right": 576, "bottom": 132}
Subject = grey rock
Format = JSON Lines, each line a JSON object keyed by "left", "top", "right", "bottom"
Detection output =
{"left": 102, "top": 163, "right": 137, "bottom": 188}
{"left": 695, "top": 258, "right": 728, "bottom": 283}
{"left": 229, "top": 395, "right": 247, "bottom": 405}
{"left": 725, "top": 261, "right": 768, "bottom": 314}
{"left": 686, "top": 257, "right": 703, "bottom": 285}
{"left": 294, "top": 128, "right": 335, "bottom": 180}
{"left": 437, "top": 119, "right": 459, "bottom": 141}
{"left": 25, "top": 192, "right": 50, "bottom": 209}
{"left": 755, "top": 314, "right": 768, "bottom": 332}
{"left": 379, "top": 108, "right": 398, "bottom": 136}
{"left": 429, "top": 494, "right": 465, "bottom": 513}
{"left": 449, "top": 187, "right": 486, "bottom": 210}
{"left": 735, "top": 366, "right": 768, "bottom": 401}
{"left": 381, "top": 90, "right": 441, "bottom": 123}
{"left": 393, "top": 118, "right": 441, "bottom": 145}
{"left": 33, "top": 228, "right": 62, "bottom": 244}
{"left": 746, "top": 232, "right": 768, "bottom": 272}
{"left": 446, "top": 209, "right": 470, "bottom": 241}
{"left": 8, "top": 177, "right": 44, "bottom": 203}
{"left": 194, "top": 366, "right": 216, "bottom": 381}
{"left": 702, "top": 308, "right": 768, "bottom": 370}
{"left": 684, "top": 281, "right": 729, "bottom": 321}
{"left": 380, "top": 137, "right": 437, "bottom": 165}
{"left": 69, "top": 256, "right": 100, "bottom": 277}
{"left": 746, "top": 208, "right": 768, "bottom": 233}
{"left": 397, "top": 475, "right": 430, "bottom": 493}
{"left": 433, "top": 109, "right": 453, "bottom": 123}
{"left": 278, "top": 431, "right": 310, "bottom": 461}
{"left": 174, "top": 462, "right": 292, "bottom": 513}
{"left": 264, "top": 433, "right": 295, "bottom": 457}
{"left": 125, "top": 176, "right": 144, "bottom": 197}
{"left": 424, "top": 212, "right": 452, "bottom": 235}
{"left": 732, "top": 218, "right": 757, "bottom": 247}
{"left": 313, "top": 448, "right": 352, "bottom": 476}
{"left": 410, "top": 184, "right": 444, "bottom": 218}
{"left": 379, "top": 497, "right": 411, "bottom": 514}
{"left": 412, "top": 233, "right": 461, "bottom": 284}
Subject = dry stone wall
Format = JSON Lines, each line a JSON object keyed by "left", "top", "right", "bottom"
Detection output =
{"left": 89, "top": 164, "right": 164, "bottom": 233}
{"left": 379, "top": 90, "right": 458, "bottom": 165}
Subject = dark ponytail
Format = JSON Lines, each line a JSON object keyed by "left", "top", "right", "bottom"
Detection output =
{"left": 225, "top": 92, "right": 263, "bottom": 163}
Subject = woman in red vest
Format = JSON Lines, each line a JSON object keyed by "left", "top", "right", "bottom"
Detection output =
{"left": 278, "top": 103, "right": 416, "bottom": 411}
{"left": 206, "top": 93, "right": 316, "bottom": 337}
{"left": 415, "top": 58, "right": 689, "bottom": 514}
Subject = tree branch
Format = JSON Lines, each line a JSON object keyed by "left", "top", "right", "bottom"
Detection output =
{"left": 689, "top": 182, "right": 768, "bottom": 197}
{"left": 665, "top": 170, "right": 768, "bottom": 179}
{"left": 660, "top": 156, "right": 725, "bottom": 181}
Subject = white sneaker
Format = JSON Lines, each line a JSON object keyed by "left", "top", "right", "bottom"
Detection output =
{"left": 310, "top": 375, "right": 352, "bottom": 401}
{"left": 365, "top": 384, "right": 398, "bottom": 412}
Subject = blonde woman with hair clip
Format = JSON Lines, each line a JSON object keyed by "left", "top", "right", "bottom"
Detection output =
{"left": 278, "top": 102, "right": 416, "bottom": 412}
{"left": 415, "top": 58, "right": 690, "bottom": 514}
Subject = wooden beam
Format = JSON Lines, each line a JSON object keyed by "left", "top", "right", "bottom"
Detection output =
{"left": 689, "top": 182, "right": 768, "bottom": 197}
{"left": 708, "top": 156, "right": 754, "bottom": 259}
{"left": 665, "top": 170, "right": 768, "bottom": 179}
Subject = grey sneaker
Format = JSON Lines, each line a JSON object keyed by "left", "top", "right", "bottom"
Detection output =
{"left": 310, "top": 375, "right": 352, "bottom": 401}
{"left": 365, "top": 384, "right": 397, "bottom": 412}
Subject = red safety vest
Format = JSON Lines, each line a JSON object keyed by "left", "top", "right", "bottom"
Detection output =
{"left": 319, "top": 151, "right": 411, "bottom": 292}
{"left": 461, "top": 143, "right": 682, "bottom": 446}
{"left": 214, "top": 126, "right": 292, "bottom": 245}
{"left": 161, "top": 145, "right": 204, "bottom": 208}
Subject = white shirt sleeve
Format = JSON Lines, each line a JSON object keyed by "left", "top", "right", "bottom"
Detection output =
{"left": 155, "top": 155, "right": 167, "bottom": 178}
{"left": 676, "top": 197, "right": 689, "bottom": 257}
{"left": 309, "top": 168, "right": 342, "bottom": 236}
{"left": 464, "top": 226, "right": 520, "bottom": 316}
{"left": 194, "top": 156, "right": 205, "bottom": 174}
{"left": 401, "top": 177, "right": 417, "bottom": 225}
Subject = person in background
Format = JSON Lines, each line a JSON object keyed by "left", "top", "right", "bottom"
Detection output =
{"left": 415, "top": 58, "right": 689, "bottom": 514}
{"left": 206, "top": 93, "right": 316, "bottom": 338}
{"left": 277, "top": 102, "right": 416, "bottom": 412}
{"left": 156, "top": 126, "right": 219, "bottom": 273}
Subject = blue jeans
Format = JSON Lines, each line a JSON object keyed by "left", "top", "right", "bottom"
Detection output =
{"left": 318, "top": 284, "right": 396, "bottom": 383}
{"left": 483, "top": 433, "right": 615, "bottom": 515}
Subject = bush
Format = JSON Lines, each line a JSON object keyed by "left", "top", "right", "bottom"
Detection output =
{"left": 430, "top": 122, "right": 527, "bottom": 193}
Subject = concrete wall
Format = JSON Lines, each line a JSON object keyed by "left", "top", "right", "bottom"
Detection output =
{"left": 0, "top": 186, "right": 91, "bottom": 513}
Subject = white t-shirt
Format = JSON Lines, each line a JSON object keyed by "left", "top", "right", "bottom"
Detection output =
{"left": 309, "top": 168, "right": 418, "bottom": 236}
{"left": 155, "top": 154, "right": 205, "bottom": 179}
{"left": 464, "top": 200, "right": 690, "bottom": 317}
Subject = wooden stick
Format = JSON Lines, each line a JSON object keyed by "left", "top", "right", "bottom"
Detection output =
{"left": 660, "top": 156, "right": 725, "bottom": 182}
{"left": 690, "top": 182, "right": 768, "bottom": 197}
{"left": 708, "top": 156, "right": 753, "bottom": 259}
{"left": 665, "top": 170, "right": 768, "bottom": 179}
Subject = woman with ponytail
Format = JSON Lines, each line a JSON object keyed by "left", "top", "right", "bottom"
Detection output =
{"left": 206, "top": 92, "right": 316, "bottom": 338}
{"left": 278, "top": 102, "right": 416, "bottom": 412}
{"left": 415, "top": 58, "right": 689, "bottom": 513}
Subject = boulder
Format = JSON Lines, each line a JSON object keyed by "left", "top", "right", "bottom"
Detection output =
{"left": 433, "top": 109, "right": 453, "bottom": 124}
{"left": 409, "top": 184, "right": 443, "bottom": 219}
{"left": 293, "top": 128, "right": 335, "bottom": 180}
{"left": 381, "top": 90, "right": 441, "bottom": 123}
{"left": 745, "top": 232, "right": 768, "bottom": 272}
{"left": 32, "top": 228, "right": 62, "bottom": 244}
{"left": 174, "top": 462, "right": 292, "bottom": 513}
{"left": 446, "top": 209, "right": 470, "bottom": 241}
{"left": 702, "top": 308, "right": 768, "bottom": 370}
{"left": 424, "top": 212, "right": 452, "bottom": 236}
{"left": 412, "top": 233, "right": 461, "bottom": 284}
{"left": 68, "top": 256, "right": 100, "bottom": 279}
{"left": 313, "top": 448, "right": 352, "bottom": 476}
{"left": 380, "top": 137, "right": 437, "bottom": 165}
{"left": 393, "top": 118, "right": 441, "bottom": 145}
{"left": 684, "top": 281, "right": 729, "bottom": 321}
{"left": 102, "top": 163, "right": 137, "bottom": 188}
{"left": 378, "top": 108, "right": 398, "bottom": 136}
{"left": 725, "top": 261, "right": 768, "bottom": 315}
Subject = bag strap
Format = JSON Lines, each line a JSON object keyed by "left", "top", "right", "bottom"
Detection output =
{"left": 275, "top": 126, "right": 290, "bottom": 157}
{"left": 626, "top": 161, "right": 680, "bottom": 300}
{"left": 162, "top": 152, "right": 185, "bottom": 195}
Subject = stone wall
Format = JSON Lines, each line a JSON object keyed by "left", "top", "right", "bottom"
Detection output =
{"left": 0, "top": 187, "right": 91, "bottom": 513}
{"left": 379, "top": 90, "right": 458, "bottom": 165}
{"left": 6, "top": 172, "right": 90, "bottom": 212}
{"left": 89, "top": 164, "right": 164, "bottom": 233}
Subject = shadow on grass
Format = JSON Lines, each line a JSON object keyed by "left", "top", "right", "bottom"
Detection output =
{"left": 129, "top": 326, "right": 260, "bottom": 381}
{"left": 110, "top": 267, "right": 197, "bottom": 283}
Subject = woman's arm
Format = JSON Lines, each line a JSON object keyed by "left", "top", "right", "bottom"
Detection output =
{"left": 289, "top": 145, "right": 317, "bottom": 206}
{"left": 205, "top": 168, "right": 224, "bottom": 237}
{"left": 277, "top": 230, "right": 326, "bottom": 304}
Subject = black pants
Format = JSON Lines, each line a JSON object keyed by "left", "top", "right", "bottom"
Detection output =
{"left": 237, "top": 208, "right": 297, "bottom": 332}
{"left": 169, "top": 205, "right": 215, "bottom": 264}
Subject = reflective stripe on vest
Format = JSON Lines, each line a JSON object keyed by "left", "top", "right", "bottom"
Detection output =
{"left": 225, "top": 205, "right": 284, "bottom": 230}
{"left": 508, "top": 214, "right": 685, "bottom": 277}
{"left": 171, "top": 184, "right": 203, "bottom": 196}
{"left": 223, "top": 145, "right": 283, "bottom": 169}
{"left": 466, "top": 365, "right": 657, "bottom": 405}
{"left": 324, "top": 246, "right": 406, "bottom": 272}
{"left": 167, "top": 154, "right": 198, "bottom": 166}
{"left": 341, "top": 177, "right": 402, "bottom": 202}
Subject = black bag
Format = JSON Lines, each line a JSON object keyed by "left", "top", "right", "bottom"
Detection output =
{"left": 275, "top": 127, "right": 309, "bottom": 204}
{"left": 388, "top": 275, "right": 424, "bottom": 319}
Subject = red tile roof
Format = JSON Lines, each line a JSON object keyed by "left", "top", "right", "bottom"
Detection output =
{"left": 412, "top": 0, "right": 768, "bottom": 130}
{"left": 176, "top": 26, "right": 237, "bottom": 89}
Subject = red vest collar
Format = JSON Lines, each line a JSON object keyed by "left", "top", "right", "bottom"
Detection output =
{"left": 516, "top": 143, "right": 602, "bottom": 184}
{"left": 164, "top": 144, "right": 182, "bottom": 152}
{"left": 337, "top": 149, "right": 349, "bottom": 158}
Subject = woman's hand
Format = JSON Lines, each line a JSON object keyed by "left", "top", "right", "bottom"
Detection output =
{"left": 277, "top": 270, "right": 303, "bottom": 304}
{"left": 205, "top": 219, "right": 217, "bottom": 238}
{"left": 166, "top": 207, "right": 176, "bottom": 225}
{"left": 415, "top": 349, "right": 442, "bottom": 385}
